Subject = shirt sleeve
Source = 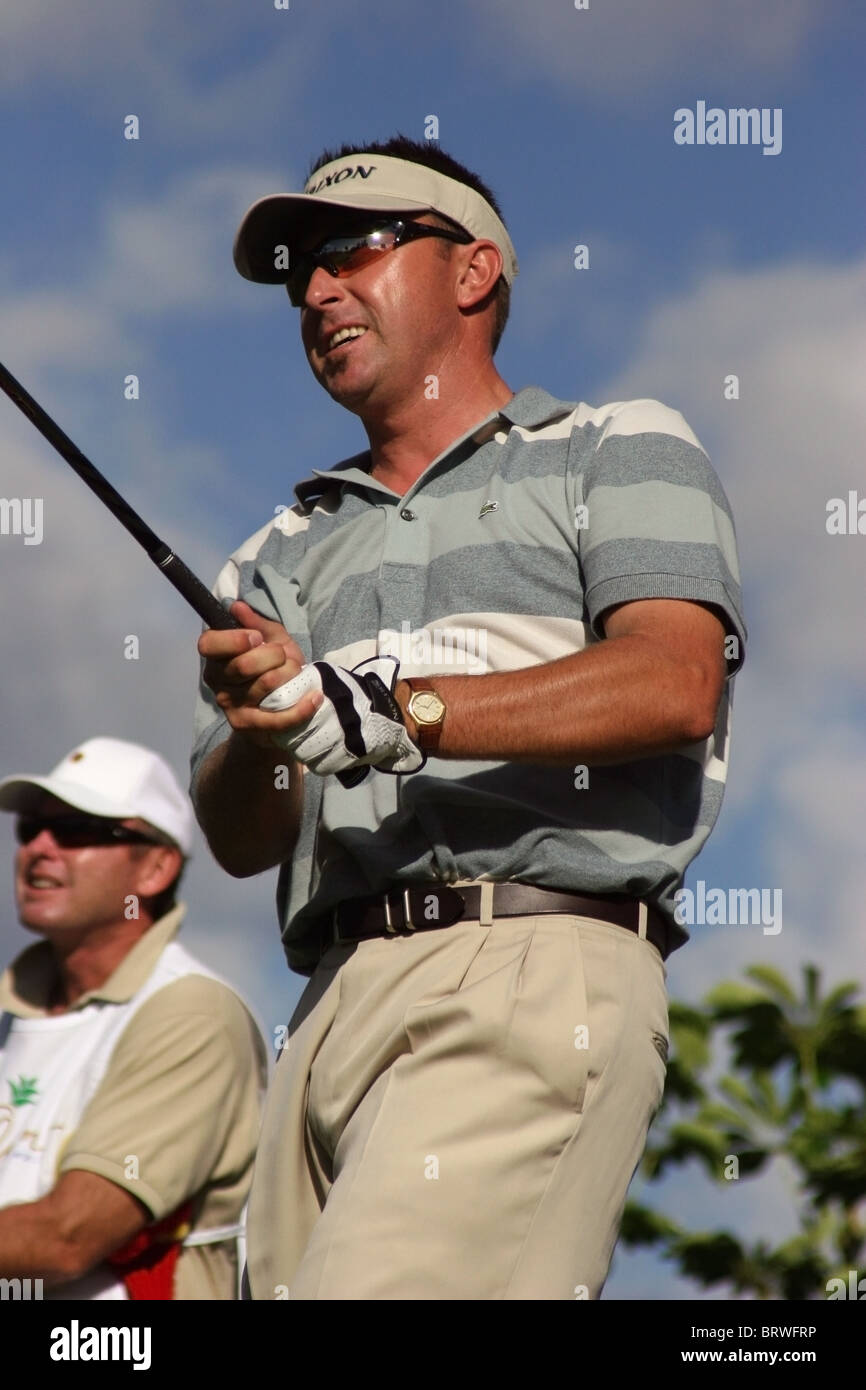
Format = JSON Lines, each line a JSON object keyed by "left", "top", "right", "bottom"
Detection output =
{"left": 59, "top": 976, "right": 267, "bottom": 1221}
{"left": 572, "top": 399, "right": 747, "bottom": 675}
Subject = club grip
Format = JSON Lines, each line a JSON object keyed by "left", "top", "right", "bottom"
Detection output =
{"left": 154, "top": 550, "right": 240, "bottom": 630}
{"left": 155, "top": 547, "right": 362, "bottom": 786}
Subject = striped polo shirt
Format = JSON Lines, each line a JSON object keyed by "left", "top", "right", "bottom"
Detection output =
{"left": 191, "top": 387, "right": 747, "bottom": 973}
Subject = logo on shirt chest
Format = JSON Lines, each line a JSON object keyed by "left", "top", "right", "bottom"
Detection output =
{"left": 8, "top": 1074, "right": 39, "bottom": 1107}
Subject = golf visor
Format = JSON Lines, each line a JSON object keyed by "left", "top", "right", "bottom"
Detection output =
{"left": 233, "top": 154, "right": 519, "bottom": 287}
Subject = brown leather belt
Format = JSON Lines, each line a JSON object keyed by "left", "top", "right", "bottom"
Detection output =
{"left": 329, "top": 884, "right": 670, "bottom": 959}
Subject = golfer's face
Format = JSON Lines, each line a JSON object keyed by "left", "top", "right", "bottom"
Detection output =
{"left": 297, "top": 215, "right": 463, "bottom": 415}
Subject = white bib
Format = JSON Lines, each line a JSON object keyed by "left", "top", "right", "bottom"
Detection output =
{"left": 0, "top": 941, "right": 231, "bottom": 1300}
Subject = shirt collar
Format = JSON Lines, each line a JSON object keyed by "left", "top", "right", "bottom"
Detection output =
{"left": 293, "top": 386, "right": 576, "bottom": 508}
{"left": 497, "top": 385, "right": 576, "bottom": 430}
{"left": 0, "top": 905, "right": 186, "bottom": 1018}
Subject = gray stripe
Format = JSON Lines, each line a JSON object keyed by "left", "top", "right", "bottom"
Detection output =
{"left": 307, "top": 543, "right": 587, "bottom": 655}
{"left": 584, "top": 537, "right": 743, "bottom": 613}
{"left": 417, "top": 434, "right": 571, "bottom": 495}
{"left": 500, "top": 386, "right": 577, "bottom": 429}
{"left": 580, "top": 431, "right": 734, "bottom": 513}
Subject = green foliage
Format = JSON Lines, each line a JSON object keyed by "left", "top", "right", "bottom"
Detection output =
{"left": 620, "top": 964, "right": 866, "bottom": 1298}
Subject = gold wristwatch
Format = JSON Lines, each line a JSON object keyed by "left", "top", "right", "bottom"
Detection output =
{"left": 404, "top": 678, "right": 447, "bottom": 753}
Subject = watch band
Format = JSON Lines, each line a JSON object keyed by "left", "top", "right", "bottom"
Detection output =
{"left": 404, "top": 678, "right": 446, "bottom": 754}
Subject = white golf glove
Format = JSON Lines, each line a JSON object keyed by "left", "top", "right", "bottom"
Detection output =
{"left": 259, "top": 655, "right": 425, "bottom": 778}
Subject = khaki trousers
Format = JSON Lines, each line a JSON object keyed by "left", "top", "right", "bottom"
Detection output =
{"left": 246, "top": 911, "right": 669, "bottom": 1300}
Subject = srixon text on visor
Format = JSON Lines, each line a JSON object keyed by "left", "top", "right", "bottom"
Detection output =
{"left": 305, "top": 165, "right": 377, "bottom": 196}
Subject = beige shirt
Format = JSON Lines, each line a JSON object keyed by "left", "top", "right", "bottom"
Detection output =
{"left": 0, "top": 906, "right": 267, "bottom": 1299}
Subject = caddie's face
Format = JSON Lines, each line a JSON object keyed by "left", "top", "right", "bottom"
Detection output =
{"left": 297, "top": 213, "right": 467, "bottom": 415}
{"left": 13, "top": 793, "right": 161, "bottom": 940}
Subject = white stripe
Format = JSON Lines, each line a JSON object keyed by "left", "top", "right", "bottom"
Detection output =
{"left": 274, "top": 505, "right": 313, "bottom": 536}
{"left": 320, "top": 614, "right": 594, "bottom": 677}
{"left": 183, "top": 1222, "right": 245, "bottom": 1247}
{"left": 588, "top": 399, "right": 704, "bottom": 450}
{"left": 499, "top": 412, "right": 578, "bottom": 443}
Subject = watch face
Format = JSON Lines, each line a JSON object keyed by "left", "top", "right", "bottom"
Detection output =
{"left": 411, "top": 691, "right": 445, "bottom": 724}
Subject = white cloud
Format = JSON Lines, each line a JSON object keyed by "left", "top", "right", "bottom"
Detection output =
{"left": 775, "top": 742, "right": 866, "bottom": 863}
{"left": 476, "top": 0, "right": 832, "bottom": 101}
{"left": 0, "top": 296, "right": 135, "bottom": 376}
{"left": 96, "top": 166, "right": 294, "bottom": 319}
{"left": 0, "top": 0, "right": 343, "bottom": 144}
{"left": 604, "top": 254, "right": 866, "bottom": 691}
{"left": 0, "top": 1, "right": 235, "bottom": 88}
{"left": 595, "top": 251, "right": 866, "bottom": 1004}
{"left": 510, "top": 234, "right": 639, "bottom": 344}
{"left": 1, "top": 0, "right": 836, "bottom": 128}
{"left": 0, "top": 163, "right": 294, "bottom": 390}
{"left": 765, "top": 737, "right": 866, "bottom": 969}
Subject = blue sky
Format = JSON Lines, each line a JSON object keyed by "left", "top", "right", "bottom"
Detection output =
{"left": 0, "top": 0, "right": 864, "bottom": 1300}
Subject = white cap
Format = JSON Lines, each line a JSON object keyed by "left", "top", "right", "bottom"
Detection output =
{"left": 0, "top": 738, "right": 194, "bottom": 855}
{"left": 233, "top": 153, "right": 518, "bottom": 286}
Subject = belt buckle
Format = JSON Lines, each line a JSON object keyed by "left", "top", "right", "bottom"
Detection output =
{"left": 384, "top": 889, "right": 416, "bottom": 934}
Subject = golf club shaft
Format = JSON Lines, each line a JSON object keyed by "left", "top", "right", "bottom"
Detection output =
{"left": 0, "top": 359, "right": 367, "bottom": 788}
{"left": 0, "top": 360, "right": 236, "bottom": 631}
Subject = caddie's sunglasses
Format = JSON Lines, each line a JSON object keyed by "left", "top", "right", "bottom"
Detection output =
{"left": 286, "top": 219, "right": 474, "bottom": 306}
{"left": 15, "top": 815, "right": 162, "bottom": 850}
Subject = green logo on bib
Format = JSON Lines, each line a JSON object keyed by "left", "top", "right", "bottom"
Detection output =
{"left": 8, "top": 1075, "right": 39, "bottom": 1107}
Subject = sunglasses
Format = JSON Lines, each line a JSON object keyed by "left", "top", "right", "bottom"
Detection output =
{"left": 286, "top": 219, "right": 474, "bottom": 306}
{"left": 15, "top": 815, "right": 163, "bottom": 850}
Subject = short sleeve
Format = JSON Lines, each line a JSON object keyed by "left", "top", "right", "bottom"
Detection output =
{"left": 574, "top": 399, "right": 747, "bottom": 675}
{"left": 60, "top": 976, "right": 266, "bottom": 1220}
